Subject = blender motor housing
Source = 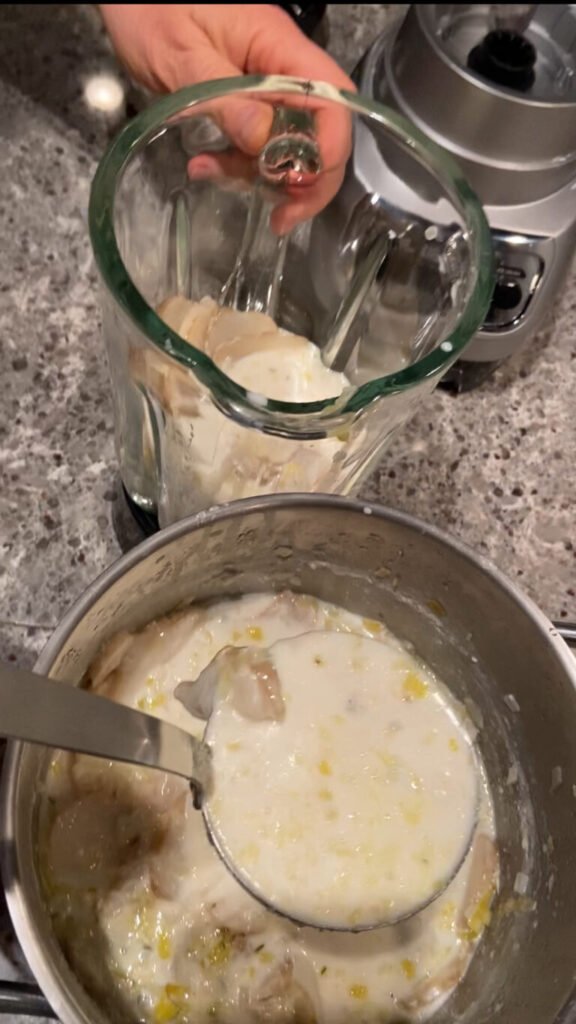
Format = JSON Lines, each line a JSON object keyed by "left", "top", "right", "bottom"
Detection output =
{"left": 356, "top": 4, "right": 576, "bottom": 389}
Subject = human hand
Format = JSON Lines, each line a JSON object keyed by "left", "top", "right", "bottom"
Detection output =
{"left": 99, "top": 4, "right": 355, "bottom": 232}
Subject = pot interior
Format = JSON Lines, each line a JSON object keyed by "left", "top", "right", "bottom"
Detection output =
{"left": 3, "top": 498, "right": 576, "bottom": 1024}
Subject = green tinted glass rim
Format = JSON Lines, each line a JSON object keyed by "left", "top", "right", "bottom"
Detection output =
{"left": 89, "top": 75, "right": 494, "bottom": 420}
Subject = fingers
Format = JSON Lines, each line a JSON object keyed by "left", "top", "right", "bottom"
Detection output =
{"left": 152, "top": 25, "right": 276, "bottom": 155}
{"left": 187, "top": 150, "right": 256, "bottom": 184}
{"left": 271, "top": 162, "right": 347, "bottom": 235}
{"left": 101, "top": 4, "right": 355, "bottom": 230}
{"left": 228, "top": 6, "right": 355, "bottom": 178}
{"left": 187, "top": 5, "right": 355, "bottom": 187}
{"left": 185, "top": 86, "right": 352, "bottom": 234}
{"left": 210, "top": 7, "right": 354, "bottom": 230}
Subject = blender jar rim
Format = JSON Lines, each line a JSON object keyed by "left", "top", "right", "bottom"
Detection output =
{"left": 89, "top": 74, "right": 494, "bottom": 428}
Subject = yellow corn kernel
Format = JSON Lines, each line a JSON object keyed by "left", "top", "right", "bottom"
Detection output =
{"left": 449, "top": 737, "right": 459, "bottom": 752}
{"left": 401, "top": 801, "right": 422, "bottom": 826}
{"left": 402, "top": 672, "right": 428, "bottom": 701}
{"left": 318, "top": 759, "right": 332, "bottom": 776}
{"left": 153, "top": 995, "right": 178, "bottom": 1023}
{"left": 427, "top": 598, "right": 447, "bottom": 618}
{"left": 165, "top": 986, "right": 188, "bottom": 1003}
{"left": 362, "top": 618, "right": 382, "bottom": 634}
{"left": 401, "top": 959, "right": 416, "bottom": 980}
{"left": 349, "top": 984, "right": 368, "bottom": 1000}
{"left": 138, "top": 692, "right": 166, "bottom": 711}
{"left": 246, "top": 625, "right": 263, "bottom": 641}
{"left": 497, "top": 895, "right": 536, "bottom": 920}
{"left": 318, "top": 788, "right": 333, "bottom": 801}
{"left": 207, "top": 928, "right": 232, "bottom": 967}
{"left": 157, "top": 932, "right": 171, "bottom": 960}
{"left": 464, "top": 889, "right": 494, "bottom": 939}
{"left": 259, "top": 951, "right": 274, "bottom": 964}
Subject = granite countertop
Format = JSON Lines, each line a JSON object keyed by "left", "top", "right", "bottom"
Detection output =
{"left": 0, "top": 0, "right": 574, "bottom": 1006}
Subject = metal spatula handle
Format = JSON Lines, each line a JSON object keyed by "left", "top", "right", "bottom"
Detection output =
{"left": 0, "top": 663, "right": 210, "bottom": 804}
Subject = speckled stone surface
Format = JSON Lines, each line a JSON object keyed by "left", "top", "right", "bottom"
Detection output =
{"left": 0, "top": 0, "right": 574, "bottom": 1006}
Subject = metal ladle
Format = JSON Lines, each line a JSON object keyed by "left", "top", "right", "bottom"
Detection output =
{"left": 1, "top": 655, "right": 476, "bottom": 933}
{"left": 0, "top": 663, "right": 212, "bottom": 808}
{"left": 175, "top": 642, "right": 481, "bottom": 932}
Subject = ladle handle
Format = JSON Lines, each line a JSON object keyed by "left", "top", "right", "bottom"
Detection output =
{"left": 0, "top": 664, "right": 209, "bottom": 802}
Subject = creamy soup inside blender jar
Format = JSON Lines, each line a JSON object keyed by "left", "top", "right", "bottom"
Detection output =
{"left": 40, "top": 591, "right": 497, "bottom": 1024}
{"left": 130, "top": 297, "right": 352, "bottom": 514}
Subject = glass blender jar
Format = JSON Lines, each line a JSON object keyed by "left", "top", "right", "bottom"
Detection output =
{"left": 89, "top": 77, "right": 493, "bottom": 529}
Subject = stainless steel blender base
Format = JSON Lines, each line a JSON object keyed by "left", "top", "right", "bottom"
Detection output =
{"left": 354, "top": 4, "right": 576, "bottom": 386}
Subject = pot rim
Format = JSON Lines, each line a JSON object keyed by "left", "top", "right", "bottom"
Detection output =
{"left": 2, "top": 493, "right": 575, "bottom": 1024}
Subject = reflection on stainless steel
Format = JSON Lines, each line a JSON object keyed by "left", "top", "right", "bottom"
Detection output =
{"left": 0, "top": 663, "right": 211, "bottom": 805}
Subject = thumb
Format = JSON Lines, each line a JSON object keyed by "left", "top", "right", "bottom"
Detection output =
{"left": 163, "top": 38, "right": 274, "bottom": 155}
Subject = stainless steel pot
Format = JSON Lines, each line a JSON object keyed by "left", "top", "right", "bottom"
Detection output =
{"left": 2, "top": 495, "right": 576, "bottom": 1024}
